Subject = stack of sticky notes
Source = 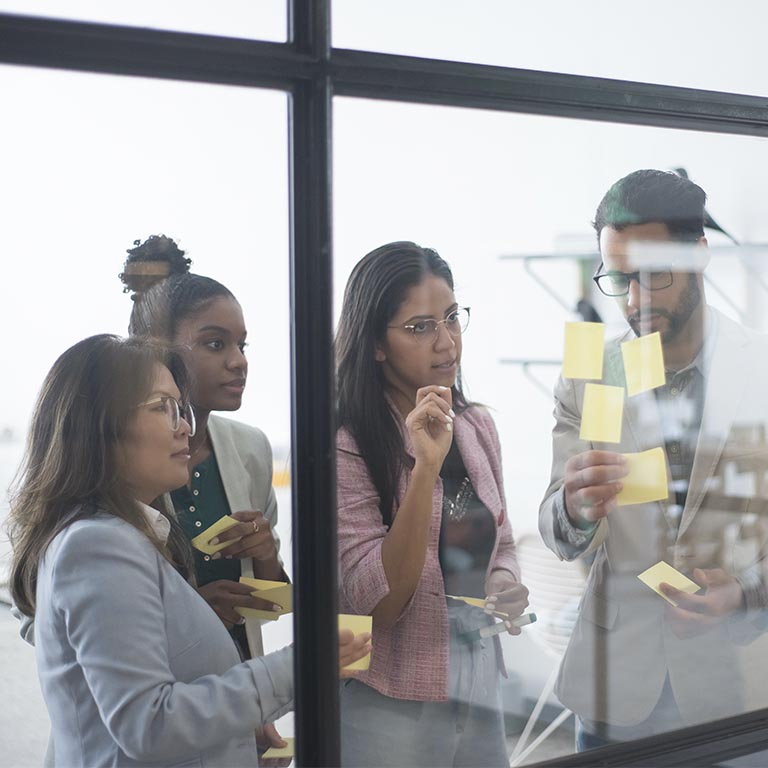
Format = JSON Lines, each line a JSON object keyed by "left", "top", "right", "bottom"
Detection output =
{"left": 637, "top": 561, "right": 701, "bottom": 607}
{"left": 236, "top": 578, "right": 293, "bottom": 621}
{"left": 262, "top": 737, "right": 294, "bottom": 761}
{"left": 190, "top": 515, "right": 242, "bottom": 555}
{"left": 339, "top": 614, "right": 373, "bottom": 670}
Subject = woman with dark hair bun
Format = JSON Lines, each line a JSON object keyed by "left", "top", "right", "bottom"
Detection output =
{"left": 8, "top": 334, "right": 371, "bottom": 767}
{"left": 120, "top": 234, "right": 290, "bottom": 751}
{"left": 336, "top": 241, "right": 528, "bottom": 767}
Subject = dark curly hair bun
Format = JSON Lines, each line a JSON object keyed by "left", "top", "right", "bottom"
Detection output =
{"left": 119, "top": 235, "right": 192, "bottom": 298}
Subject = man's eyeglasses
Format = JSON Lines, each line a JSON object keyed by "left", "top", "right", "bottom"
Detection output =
{"left": 389, "top": 307, "right": 471, "bottom": 343}
{"left": 138, "top": 395, "right": 196, "bottom": 436}
{"left": 592, "top": 265, "right": 673, "bottom": 297}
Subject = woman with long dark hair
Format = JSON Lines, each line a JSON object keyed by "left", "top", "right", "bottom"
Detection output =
{"left": 8, "top": 334, "right": 370, "bottom": 767}
{"left": 336, "top": 241, "right": 528, "bottom": 767}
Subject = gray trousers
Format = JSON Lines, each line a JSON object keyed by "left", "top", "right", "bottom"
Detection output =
{"left": 341, "top": 601, "right": 508, "bottom": 768}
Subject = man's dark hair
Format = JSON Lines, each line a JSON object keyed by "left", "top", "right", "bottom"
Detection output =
{"left": 593, "top": 169, "right": 707, "bottom": 246}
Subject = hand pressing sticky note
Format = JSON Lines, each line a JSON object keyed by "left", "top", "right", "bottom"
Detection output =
{"left": 262, "top": 737, "right": 294, "bottom": 760}
{"left": 235, "top": 578, "right": 292, "bottom": 621}
{"left": 638, "top": 561, "right": 701, "bottom": 607}
{"left": 563, "top": 322, "right": 605, "bottom": 380}
{"left": 580, "top": 383, "right": 624, "bottom": 443}
{"left": 616, "top": 447, "right": 669, "bottom": 506}
{"left": 190, "top": 516, "right": 241, "bottom": 555}
{"left": 621, "top": 331, "right": 666, "bottom": 397}
{"left": 339, "top": 614, "right": 373, "bottom": 670}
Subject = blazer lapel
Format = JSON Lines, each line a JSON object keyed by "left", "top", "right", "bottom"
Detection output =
{"left": 208, "top": 416, "right": 252, "bottom": 515}
{"left": 678, "top": 314, "right": 752, "bottom": 538}
{"left": 453, "top": 415, "right": 500, "bottom": 521}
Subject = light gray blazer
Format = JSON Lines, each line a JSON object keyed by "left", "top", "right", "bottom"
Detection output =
{"left": 540, "top": 308, "right": 768, "bottom": 727}
{"left": 35, "top": 514, "right": 294, "bottom": 767}
{"left": 161, "top": 414, "right": 285, "bottom": 658}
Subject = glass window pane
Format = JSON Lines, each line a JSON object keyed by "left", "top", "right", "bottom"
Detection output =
{"left": 0, "top": 65, "right": 292, "bottom": 765}
{"left": 0, "top": 0, "right": 286, "bottom": 41}
{"left": 334, "top": 96, "right": 768, "bottom": 763}
{"left": 334, "top": 0, "right": 768, "bottom": 95}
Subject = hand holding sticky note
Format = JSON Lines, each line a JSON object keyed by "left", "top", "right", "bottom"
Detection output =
{"left": 563, "top": 322, "right": 605, "bottom": 380}
{"left": 190, "top": 516, "right": 242, "bottom": 555}
{"left": 262, "top": 737, "right": 294, "bottom": 760}
{"left": 616, "top": 447, "right": 669, "bottom": 506}
{"left": 339, "top": 614, "right": 373, "bottom": 670}
{"left": 638, "top": 561, "right": 701, "bottom": 607}
{"left": 579, "top": 383, "right": 624, "bottom": 443}
{"left": 235, "top": 578, "right": 292, "bottom": 621}
{"left": 621, "top": 331, "right": 666, "bottom": 397}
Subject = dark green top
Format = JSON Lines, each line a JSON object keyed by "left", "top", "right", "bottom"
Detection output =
{"left": 172, "top": 452, "right": 241, "bottom": 586}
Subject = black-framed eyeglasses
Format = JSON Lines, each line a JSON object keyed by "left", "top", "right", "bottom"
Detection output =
{"left": 592, "top": 265, "right": 674, "bottom": 297}
{"left": 138, "top": 395, "right": 197, "bottom": 437}
{"left": 388, "top": 307, "right": 471, "bottom": 343}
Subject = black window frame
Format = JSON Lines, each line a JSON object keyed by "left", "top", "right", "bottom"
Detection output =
{"left": 3, "top": 3, "right": 768, "bottom": 765}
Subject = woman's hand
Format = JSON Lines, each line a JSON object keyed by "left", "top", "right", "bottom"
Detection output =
{"left": 405, "top": 385, "right": 455, "bottom": 471}
{"left": 485, "top": 570, "right": 530, "bottom": 636}
{"left": 208, "top": 511, "right": 279, "bottom": 563}
{"left": 197, "top": 580, "right": 282, "bottom": 628}
{"left": 339, "top": 628, "right": 373, "bottom": 678}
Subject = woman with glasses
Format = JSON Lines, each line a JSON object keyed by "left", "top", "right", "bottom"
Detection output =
{"left": 335, "top": 241, "right": 528, "bottom": 767}
{"left": 8, "top": 334, "right": 370, "bottom": 767}
{"left": 120, "top": 235, "right": 289, "bottom": 751}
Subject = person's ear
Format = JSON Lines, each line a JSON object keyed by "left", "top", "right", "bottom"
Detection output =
{"left": 374, "top": 345, "right": 386, "bottom": 362}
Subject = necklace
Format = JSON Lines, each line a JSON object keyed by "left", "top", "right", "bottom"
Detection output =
{"left": 442, "top": 476, "right": 474, "bottom": 522}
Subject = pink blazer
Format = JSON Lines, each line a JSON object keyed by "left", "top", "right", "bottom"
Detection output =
{"left": 337, "top": 405, "right": 520, "bottom": 701}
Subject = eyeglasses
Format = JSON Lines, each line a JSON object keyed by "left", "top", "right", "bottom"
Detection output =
{"left": 138, "top": 395, "right": 196, "bottom": 437}
{"left": 592, "top": 265, "right": 674, "bottom": 297}
{"left": 389, "top": 307, "right": 471, "bottom": 343}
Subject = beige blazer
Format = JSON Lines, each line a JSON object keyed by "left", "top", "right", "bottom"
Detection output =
{"left": 163, "top": 414, "right": 284, "bottom": 658}
{"left": 540, "top": 308, "right": 768, "bottom": 727}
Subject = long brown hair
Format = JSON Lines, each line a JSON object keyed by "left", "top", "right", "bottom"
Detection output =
{"left": 8, "top": 334, "right": 193, "bottom": 616}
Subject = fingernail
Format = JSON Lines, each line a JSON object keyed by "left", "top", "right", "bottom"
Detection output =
{"left": 272, "top": 604, "right": 282, "bottom": 612}
{"left": 449, "top": 408, "right": 456, "bottom": 418}
{"left": 445, "top": 415, "right": 453, "bottom": 423}
{"left": 210, "top": 537, "right": 220, "bottom": 546}
{"left": 438, "top": 385, "right": 449, "bottom": 390}
{"left": 505, "top": 620, "right": 512, "bottom": 630}
{"left": 484, "top": 607, "right": 494, "bottom": 615}
{"left": 237, "top": 616, "right": 246, "bottom": 625}
{"left": 445, "top": 422, "right": 453, "bottom": 432}
{"left": 211, "top": 552, "right": 221, "bottom": 560}
{"left": 486, "top": 595, "right": 498, "bottom": 603}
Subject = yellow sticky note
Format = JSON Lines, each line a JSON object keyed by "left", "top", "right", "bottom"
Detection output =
{"left": 339, "top": 614, "right": 373, "bottom": 670}
{"left": 262, "top": 737, "right": 294, "bottom": 760}
{"left": 621, "top": 332, "right": 666, "bottom": 396}
{"left": 637, "top": 561, "right": 701, "bottom": 607}
{"left": 190, "top": 516, "right": 241, "bottom": 555}
{"left": 563, "top": 322, "right": 605, "bottom": 380}
{"left": 446, "top": 595, "right": 508, "bottom": 618}
{"left": 616, "top": 447, "right": 669, "bottom": 506}
{"left": 579, "top": 383, "right": 624, "bottom": 443}
{"left": 235, "top": 578, "right": 292, "bottom": 621}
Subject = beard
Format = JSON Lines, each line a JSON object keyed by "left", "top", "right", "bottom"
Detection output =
{"left": 628, "top": 274, "right": 701, "bottom": 343}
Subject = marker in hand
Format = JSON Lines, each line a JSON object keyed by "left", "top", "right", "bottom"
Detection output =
{"left": 461, "top": 612, "right": 537, "bottom": 643}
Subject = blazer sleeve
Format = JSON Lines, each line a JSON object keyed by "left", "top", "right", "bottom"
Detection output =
{"left": 539, "top": 374, "right": 607, "bottom": 561}
{"left": 336, "top": 429, "right": 393, "bottom": 617}
{"left": 49, "top": 522, "right": 293, "bottom": 763}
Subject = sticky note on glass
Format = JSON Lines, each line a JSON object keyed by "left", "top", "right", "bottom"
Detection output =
{"left": 637, "top": 561, "right": 700, "bottom": 607}
{"left": 190, "top": 516, "right": 241, "bottom": 555}
{"left": 339, "top": 614, "right": 373, "bottom": 670}
{"left": 621, "top": 331, "right": 666, "bottom": 396}
{"left": 579, "top": 383, "right": 624, "bottom": 443}
{"left": 262, "top": 737, "right": 294, "bottom": 760}
{"left": 235, "top": 578, "right": 292, "bottom": 621}
{"left": 563, "top": 322, "right": 605, "bottom": 379}
{"left": 616, "top": 447, "right": 668, "bottom": 506}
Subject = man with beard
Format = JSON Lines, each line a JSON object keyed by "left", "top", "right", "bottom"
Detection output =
{"left": 540, "top": 169, "right": 768, "bottom": 751}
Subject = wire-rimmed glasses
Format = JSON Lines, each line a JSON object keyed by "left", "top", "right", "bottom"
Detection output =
{"left": 592, "top": 265, "right": 673, "bottom": 297}
{"left": 139, "top": 395, "right": 197, "bottom": 436}
{"left": 389, "top": 307, "right": 471, "bottom": 343}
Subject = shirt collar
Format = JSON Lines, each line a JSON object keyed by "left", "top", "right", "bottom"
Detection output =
{"left": 667, "top": 306, "right": 716, "bottom": 380}
{"left": 138, "top": 502, "right": 171, "bottom": 544}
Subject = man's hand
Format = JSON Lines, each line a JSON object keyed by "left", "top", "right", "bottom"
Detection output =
{"left": 197, "top": 580, "right": 282, "bottom": 628}
{"left": 661, "top": 568, "right": 744, "bottom": 639}
{"left": 564, "top": 450, "right": 627, "bottom": 526}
